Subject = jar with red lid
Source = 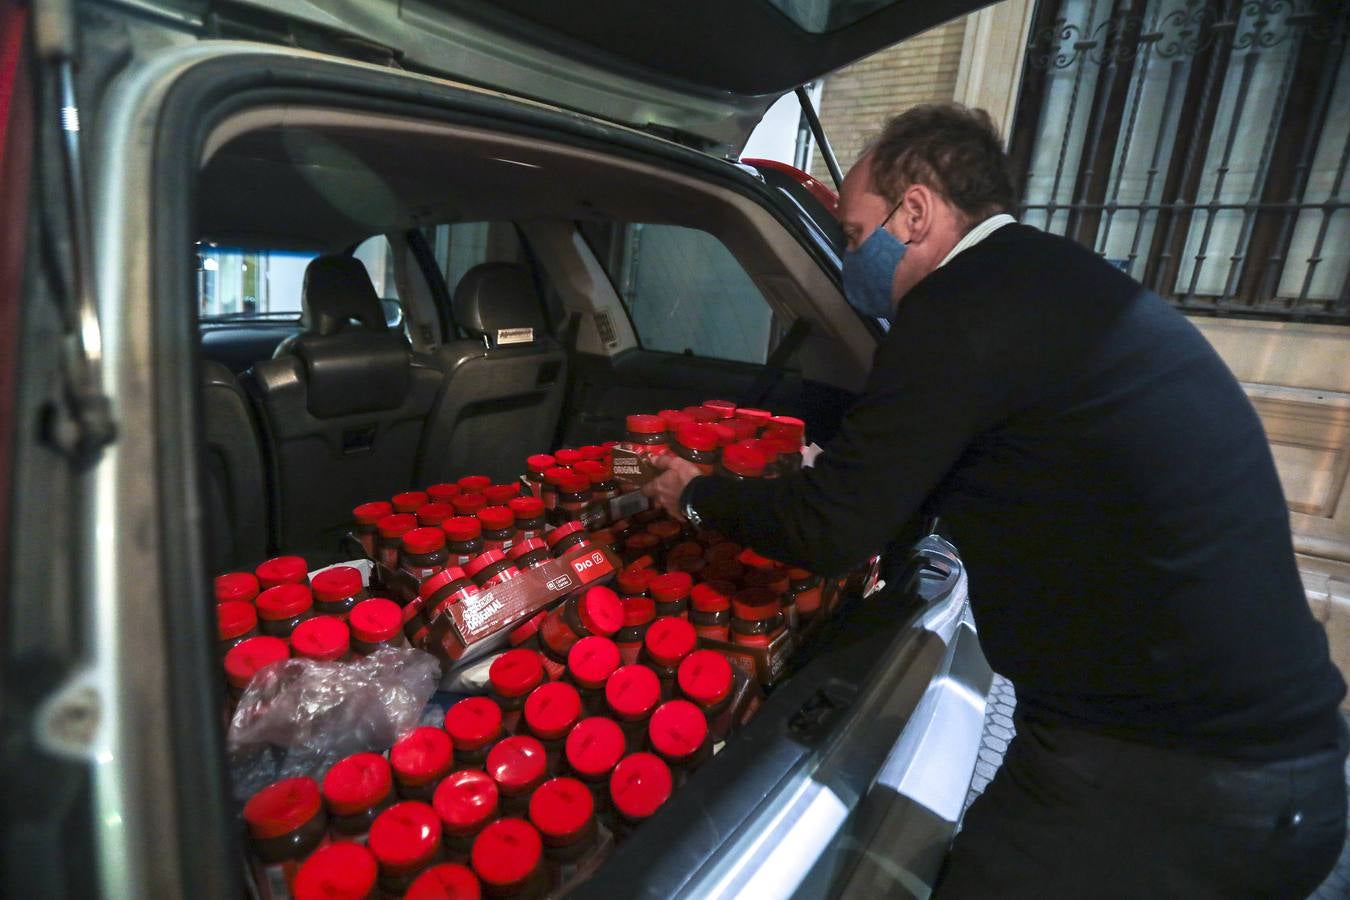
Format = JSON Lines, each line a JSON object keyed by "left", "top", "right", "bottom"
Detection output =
{"left": 464, "top": 550, "right": 520, "bottom": 589}
{"left": 256, "top": 555, "right": 309, "bottom": 589}
{"left": 417, "top": 502, "right": 456, "bottom": 528}
{"left": 442, "top": 517, "right": 485, "bottom": 567}
{"left": 256, "top": 583, "right": 315, "bottom": 638}
{"left": 427, "top": 483, "right": 462, "bottom": 505}
{"left": 615, "top": 566, "right": 656, "bottom": 600}
{"left": 566, "top": 636, "right": 621, "bottom": 717}
{"left": 766, "top": 414, "right": 806, "bottom": 443}
{"left": 350, "top": 598, "right": 407, "bottom": 654}
{"left": 704, "top": 540, "right": 741, "bottom": 561}
{"left": 445, "top": 697, "right": 503, "bottom": 770}
{"left": 471, "top": 819, "right": 548, "bottom": 899}
{"left": 525, "top": 454, "right": 556, "bottom": 498}
{"left": 605, "top": 664, "right": 661, "bottom": 753}
{"left": 764, "top": 435, "right": 803, "bottom": 476}
{"left": 689, "top": 582, "right": 732, "bottom": 642}
{"left": 434, "top": 770, "right": 499, "bottom": 863}
{"left": 484, "top": 484, "right": 522, "bottom": 506}
{"left": 538, "top": 586, "right": 623, "bottom": 670}
{"left": 421, "top": 568, "right": 480, "bottom": 638}
{"left": 678, "top": 650, "right": 736, "bottom": 741}
{"left": 507, "top": 538, "right": 550, "bottom": 571}
{"left": 731, "top": 587, "right": 786, "bottom": 646}
{"left": 555, "top": 472, "right": 595, "bottom": 526}
{"left": 788, "top": 569, "right": 823, "bottom": 623}
{"left": 648, "top": 699, "right": 712, "bottom": 785}
{"left": 529, "top": 777, "right": 609, "bottom": 891}
{"left": 243, "top": 777, "right": 329, "bottom": 890}
{"left": 588, "top": 474, "right": 621, "bottom": 527}
{"left": 311, "top": 565, "right": 368, "bottom": 619}
{"left": 701, "top": 398, "right": 737, "bottom": 419}
{"left": 508, "top": 609, "right": 547, "bottom": 652}
{"left": 734, "top": 406, "right": 772, "bottom": 430}
{"left": 645, "top": 519, "right": 684, "bottom": 551}
{"left": 684, "top": 405, "right": 719, "bottom": 424}
{"left": 486, "top": 735, "right": 548, "bottom": 817}
{"left": 522, "top": 682, "right": 582, "bottom": 775}
{"left": 709, "top": 422, "right": 738, "bottom": 450}
{"left": 477, "top": 506, "right": 516, "bottom": 554}
{"left": 217, "top": 601, "right": 258, "bottom": 654}
{"left": 508, "top": 496, "right": 546, "bottom": 542}
{"left": 608, "top": 517, "right": 636, "bottom": 542}
{"left": 671, "top": 424, "right": 720, "bottom": 474}
{"left": 293, "top": 842, "right": 379, "bottom": 900}
{"left": 613, "top": 597, "right": 655, "bottom": 666}
{"left": 224, "top": 636, "right": 289, "bottom": 703}
{"left": 667, "top": 555, "right": 706, "bottom": 579}
{"left": 564, "top": 716, "right": 625, "bottom": 810}
{"left": 215, "top": 571, "right": 260, "bottom": 605}
{"left": 291, "top": 615, "right": 351, "bottom": 662}
{"left": 727, "top": 417, "right": 760, "bottom": 442}
{"left": 648, "top": 571, "right": 692, "bottom": 619}
{"left": 451, "top": 493, "right": 488, "bottom": 517}
{"left": 552, "top": 448, "right": 582, "bottom": 468}
{"left": 489, "top": 648, "right": 544, "bottom": 734}
{"left": 703, "top": 558, "right": 746, "bottom": 585}
{"left": 608, "top": 753, "right": 672, "bottom": 841}
{"left": 657, "top": 409, "right": 694, "bottom": 438}
{"left": 323, "top": 752, "right": 395, "bottom": 842}
{"left": 458, "top": 475, "right": 492, "bottom": 493}
{"left": 403, "top": 527, "right": 450, "bottom": 581}
{"left": 640, "top": 616, "right": 697, "bottom": 700}
{"left": 544, "top": 520, "right": 592, "bottom": 558}
{"left": 540, "top": 467, "right": 570, "bottom": 524}
{"left": 623, "top": 415, "right": 667, "bottom": 456}
{"left": 666, "top": 541, "right": 702, "bottom": 564}
{"left": 377, "top": 514, "right": 419, "bottom": 570}
{"left": 719, "top": 442, "right": 767, "bottom": 481}
{"left": 393, "top": 491, "right": 430, "bottom": 515}
{"left": 405, "top": 863, "right": 480, "bottom": 900}
{"left": 391, "top": 726, "right": 455, "bottom": 803}
{"left": 621, "top": 532, "right": 661, "bottom": 567}
{"left": 369, "top": 801, "right": 444, "bottom": 895}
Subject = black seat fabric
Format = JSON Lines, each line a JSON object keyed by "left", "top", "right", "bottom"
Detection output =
{"left": 202, "top": 360, "right": 268, "bottom": 572}
{"left": 247, "top": 255, "right": 442, "bottom": 561}
{"left": 423, "top": 263, "right": 567, "bottom": 485}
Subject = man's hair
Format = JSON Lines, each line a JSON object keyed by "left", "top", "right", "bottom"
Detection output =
{"left": 868, "top": 104, "right": 1016, "bottom": 227}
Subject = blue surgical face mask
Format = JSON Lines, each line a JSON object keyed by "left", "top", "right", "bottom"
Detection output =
{"left": 842, "top": 203, "right": 907, "bottom": 322}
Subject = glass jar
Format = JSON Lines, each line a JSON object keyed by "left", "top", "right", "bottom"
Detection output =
{"left": 255, "top": 555, "right": 309, "bottom": 589}
{"left": 322, "top": 752, "right": 395, "bottom": 842}
{"left": 645, "top": 520, "right": 684, "bottom": 551}
{"left": 648, "top": 571, "right": 692, "bottom": 620}
{"left": 525, "top": 453, "right": 556, "bottom": 499}
{"left": 294, "top": 842, "right": 378, "bottom": 900}
{"left": 402, "top": 527, "right": 450, "bottom": 581}
{"left": 486, "top": 735, "right": 548, "bottom": 818}
{"left": 471, "top": 819, "right": 548, "bottom": 899}
{"left": 406, "top": 863, "right": 479, "bottom": 899}
{"left": 485, "top": 484, "right": 522, "bottom": 506}
{"left": 217, "top": 600, "right": 258, "bottom": 654}
{"left": 555, "top": 472, "right": 594, "bottom": 525}
{"left": 678, "top": 650, "right": 735, "bottom": 741}
{"left": 648, "top": 699, "right": 712, "bottom": 785}
{"left": 508, "top": 496, "right": 547, "bottom": 542}
{"left": 640, "top": 616, "right": 697, "bottom": 701}
{"left": 608, "top": 753, "right": 672, "bottom": 841}
{"left": 541, "top": 467, "right": 571, "bottom": 525}
{"left": 718, "top": 442, "right": 767, "bottom": 480}
{"left": 508, "top": 610, "right": 547, "bottom": 651}
{"left": 523, "top": 681, "right": 582, "bottom": 776}
{"left": 243, "top": 777, "right": 329, "bottom": 891}
{"left": 421, "top": 567, "right": 480, "bottom": 641}
{"left": 614, "top": 597, "right": 655, "bottom": 666}
{"left": 605, "top": 663, "right": 661, "bottom": 754}
{"left": 392, "top": 490, "right": 430, "bottom": 515}
{"left": 490, "top": 648, "right": 545, "bottom": 734}
{"left": 458, "top": 475, "right": 492, "bottom": 493}
{"left": 464, "top": 550, "right": 521, "bottom": 589}
{"left": 369, "top": 801, "right": 443, "bottom": 896}
{"left": 451, "top": 492, "right": 488, "bottom": 517}
{"left": 666, "top": 541, "right": 703, "bottom": 565}
{"left": 310, "top": 565, "right": 368, "bottom": 619}
{"left": 255, "top": 583, "right": 315, "bottom": 638}
{"left": 564, "top": 716, "right": 625, "bottom": 810}
{"left": 477, "top": 506, "right": 517, "bottom": 554}
{"left": 702, "top": 558, "right": 745, "bottom": 585}
{"left": 224, "top": 636, "right": 289, "bottom": 703}
{"left": 529, "top": 777, "right": 609, "bottom": 892}
{"left": 689, "top": 582, "right": 732, "bottom": 642}
{"left": 685, "top": 406, "right": 719, "bottom": 424}
{"left": 566, "top": 636, "right": 622, "bottom": 717}
{"left": 433, "top": 770, "right": 499, "bottom": 864}
{"left": 622, "top": 532, "right": 661, "bottom": 567}
{"left": 442, "top": 517, "right": 485, "bottom": 568}
{"left": 507, "top": 537, "right": 551, "bottom": 571}
{"left": 615, "top": 566, "right": 656, "bottom": 602}
{"left": 426, "top": 483, "right": 461, "bottom": 506}
{"left": 733, "top": 407, "right": 772, "bottom": 433}
{"left": 788, "top": 568, "right": 824, "bottom": 623}
{"left": 624, "top": 414, "right": 668, "bottom": 457}
{"left": 701, "top": 399, "right": 737, "bottom": 419}
{"left": 671, "top": 424, "right": 719, "bottom": 475}
{"left": 417, "top": 502, "right": 455, "bottom": 528}
{"left": 553, "top": 448, "right": 583, "bottom": 468}
{"left": 376, "top": 514, "right": 419, "bottom": 570}
{"left": 731, "top": 587, "right": 786, "bottom": 646}
{"left": 445, "top": 697, "right": 503, "bottom": 770}
{"left": 764, "top": 435, "right": 802, "bottom": 476}
{"left": 214, "top": 571, "right": 260, "bottom": 606}
{"left": 349, "top": 597, "right": 407, "bottom": 655}
{"left": 766, "top": 414, "right": 806, "bottom": 444}
{"left": 391, "top": 726, "right": 455, "bottom": 803}
{"left": 704, "top": 540, "right": 741, "bottom": 562}
{"left": 544, "top": 521, "right": 593, "bottom": 558}
{"left": 290, "top": 615, "right": 350, "bottom": 662}
{"left": 667, "top": 555, "right": 707, "bottom": 579}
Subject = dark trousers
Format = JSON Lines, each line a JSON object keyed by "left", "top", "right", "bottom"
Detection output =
{"left": 936, "top": 714, "right": 1348, "bottom": 899}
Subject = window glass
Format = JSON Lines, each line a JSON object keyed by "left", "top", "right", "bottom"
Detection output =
{"left": 424, "top": 222, "right": 523, "bottom": 297}
{"left": 197, "top": 245, "right": 315, "bottom": 319}
{"left": 352, "top": 235, "right": 404, "bottom": 329}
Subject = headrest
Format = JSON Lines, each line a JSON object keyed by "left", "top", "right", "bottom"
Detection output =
{"left": 302, "top": 255, "right": 388, "bottom": 336}
{"left": 293, "top": 331, "right": 409, "bottom": 419}
{"left": 452, "top": 262, "right": 547, "bottom": 347}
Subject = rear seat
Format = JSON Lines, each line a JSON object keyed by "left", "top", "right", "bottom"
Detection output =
{"left": 246, "top": 255, "right": 443, "bottom": 561}
{"left": 202, "top": 360, "right": 267, "bottom": 572}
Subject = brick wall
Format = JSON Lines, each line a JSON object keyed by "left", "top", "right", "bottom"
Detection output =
{"left": 810, "top": 17, "right": 968, "bottom": 184}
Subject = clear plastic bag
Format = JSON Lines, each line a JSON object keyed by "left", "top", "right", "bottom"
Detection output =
{"left": 227, "top": 647, "right": 440, "bottom": 802}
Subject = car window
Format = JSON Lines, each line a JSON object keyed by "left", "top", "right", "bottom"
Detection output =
{"left": 423, "top": 221, "right": 524, "bottom": 298}
{"left": 197, "top": 245, "right": 316, "bottom": 320}
{"left": 584, "top": 223, "right": 774, "bottom": 364}
{"left": 352, "top": 235, "right": 404, "bottom": 329}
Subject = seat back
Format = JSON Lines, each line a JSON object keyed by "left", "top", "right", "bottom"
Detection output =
{"left": 202, "top": 360, "right": 268, "bottom": 572}
{"left": 247, "top": 255, "right": 442, "bottom": 560}
{"left": 423, "top": 262, "right": 567, "bottom": 484}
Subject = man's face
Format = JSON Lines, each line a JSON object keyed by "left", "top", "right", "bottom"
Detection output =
{"left": 838, "top": 154, "right": 893, "bottom": 254}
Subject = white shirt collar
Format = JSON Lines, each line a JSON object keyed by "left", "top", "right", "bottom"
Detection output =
{"left": 937, "top": 213, "right": 1017, "bottom": 269}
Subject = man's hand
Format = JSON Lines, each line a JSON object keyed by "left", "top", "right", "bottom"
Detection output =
{"left": 641, "top": 453, "right": 703, "bottom": 520}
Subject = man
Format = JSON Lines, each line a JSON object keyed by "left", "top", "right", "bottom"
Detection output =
{"left": 643, "top": 104, "right": 1347, "bottom": 896}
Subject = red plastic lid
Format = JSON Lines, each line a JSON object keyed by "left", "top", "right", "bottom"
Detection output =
{"left": 616, "top": 566, "right": 657, "bottom": 597}
{"left": 732, "top": 587, "right": 781, "bottom": 621}
{"left": 214, "top": 571, "right": 260, "bottom": 604}
{"left": 690, "top": 582, "right": 733, "bottom": 613}
{"left": 291, "top": 616, "right": 350, "bottom": 661}
{"left": 564, "top": 716, "right": 625, "bottom": 777}
{"left": 458, "top": 475, "right": 492, "bottom": 492}
{"left": 739, "top": 546, "right": 778, "bottom": 568}
{"left": 255, "top": 555, "right": 308, "bottom": 588}
{"left": 675, "top": 423, "right": 719, "bottom": 452}
{"left": 311, "top": 566, "right": 362, "bottom": 603}
{"left": 649, "top": 571, "right": 693, "bottom": 603}
{"left": 686, "top": 406, "right": 720, "bottom": 424}
{"left": 392, "top": 491, "right": 430, "bottom": 514}
{"left": 605, "top": 664, "right": 661, "bottom": 719}
{"left": 433, "top": 769, "right": 499, "bottom": 834}
{"left": 418, "top": 502, "right": 455, "bottom": 527}
{"left": 763, "top": 435, "right": 801, "bottom": 457}
{"left": 710, "top": 423, "right": 738, "bottom": 448}
{"left": 649, "top": 699, "right": 709, "bottom": 759}
{"left": 507, "top": 609, "right": 547, "bottom": 645}
{"left": 293, "top": 843, "right": 379, "bottom": 900}
{"left": 217, "top": 600, "right": 257, "bottom": 640}
{"left": 349, "top": 597, "right": 402, "bottom": 643}
{"left": 444, "top": 697, "right": 503, "bottom": 751}
{"left": 244, "top": 777, "right": 322, "bottom": 840}
{"left": 544, "top": 520, "right": 586, "bottom": 549}
{"left": 463, "top": 549, "right": 508, "bottom": 579}
{"left": 322, "top": 752, "right": 392, "bottom": 816}
{"left": 705, "top": 542, "right": 742, "bottom": 563}
{"left": 703, "top": 398, "right": 737, "bottom": 414}
{"left": 623, "top": 533, "right": 660, "bottom": 557}
{"left": 369, "top": 801, "right": 442, "bottom": 873}
{"left": 669, "top": 556, "right": 707, "bottom": 577}
{"left": 542, "top": 466, "right": 572, "bottom": 487}
{"left": 255, "top": 583, "right": 313, "bottom": 621}
{"left": 553, "top": 448, "right": 583, "bottom": 467}
{"left": 529, "top": 777, "right": 594, "bottom": 845}
{"left": 378, "top": 513, "right": 419, "bottom": 540}
{"left": 574, "top": 460, "right": 609, "bottom": 485}
{"left": 678, "top": 650, "right": 733, "bottom": 706}
{"left": 768, "top": 414, "right": 806, "bottom": 435}
{"left": 419, "top": 566, "right": 474, "bottom": 601}
{"left": 451, "top": 493, "right": 488, "bottom": 515}
{"left": 471, "top": 819, "right": 542, "bottom": 890}
{"left": 643, "top": 616, "right": 697, "bottom": 667}
{"left": 658, "top": 410, "right": 694, "bottom": 431}
{"left": 507, "top": 537, "right": 548, "bottom": 562}
{"left": 443, "top": 516, "right": 483, "bottom": 542}
{"left": 743, "top": 567, "right": 790, "bottom": 594}
{"left": 621, "top": 596, "right": 656, "bottom": 627}
{"left": 508, "top": 496, "right": 545, "bottom": 518}
{"left": 477, "top": 506, "right": 515, "bottom": 531}
{"left": 647, "top": 520, "right": 683, "bottom": 542}
{"left": 609, "top": 753, "right": 672, "bottom": 820}
{"left": 567, "top": 636, "right": 621, "bottom": 688}
{"left": 487, "top": 736, "right": 547, "bottom": 794}
{"left": 579, "top": 444, "right": 608, "bottom": 461}
{"left": 405, "top": 864, "right": 481, "bottom": 900}
{"left": 484, "top": 484, "right": 521, "bottom": 505}
{"left": 391, "top": 726, "right": 455, "bottom": 786}
{"left": 576, "top": 586, "right": 625, "bottom": 637}
{"left": 703, "top": 559, "right": 746, "bottom": 583}
{"left": 667, "top": 541, "right": 703, "bottom": 561}
{"left": 526, "top": 453, "right": 556, "bottom": 475}
{"left": 729, "top": 419, "right": 760, "bottom": 441}
{"left": 749, "top": 438, "right": 781, "bottom": 461}
{"left": 722, "top": 443, "right": 768, "bottom": 478}
{"left": 489, "top": 648, "right": 545, "bottom": 698}
{"left": 734, "top": 407, "right": 772, "bottom": 422}
{"left": 625, "top": 414, "right": 665, "bottom": 435}
{"left": 224, "top": 636, "right": 289, "bottom": 689}
{"left": 426, "top": 483, "right": 462, "bottom": 503}
{"left": 556, "top": 471, "right": 591, "bottom": 494}
{"left": 523, "top": 681, "right": 582, "bottom": 739}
